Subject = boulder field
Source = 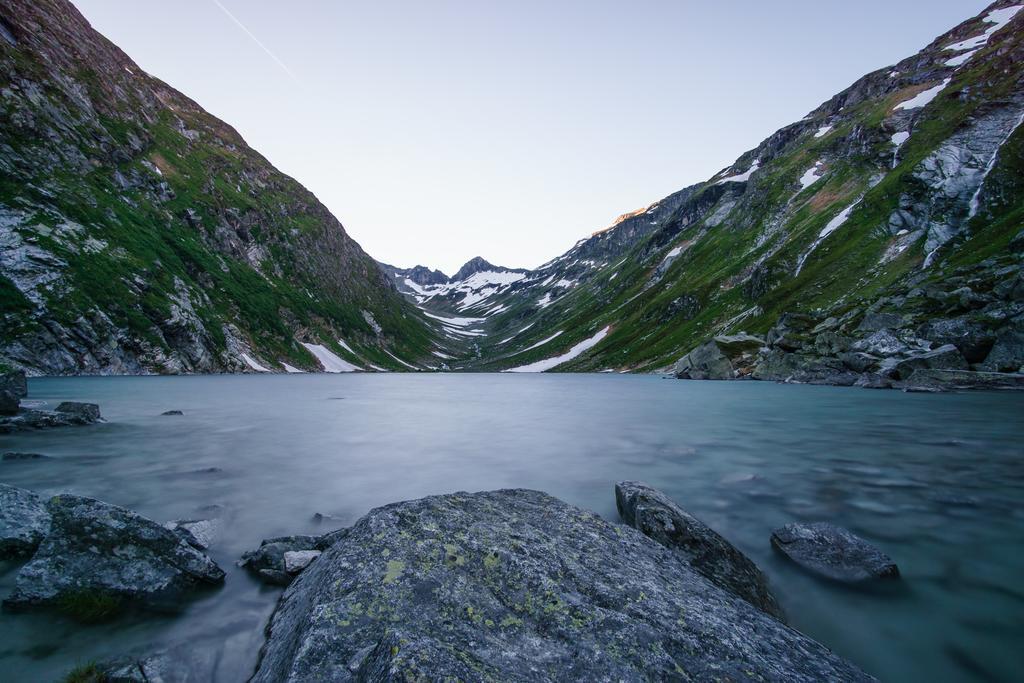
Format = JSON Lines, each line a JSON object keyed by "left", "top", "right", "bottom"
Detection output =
{"left": 0, "top": 481, "right": 898, "bottom": 681}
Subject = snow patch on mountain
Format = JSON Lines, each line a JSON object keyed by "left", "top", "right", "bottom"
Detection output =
{"left": 505, "top": 326, "right": 610, "bottom": 373}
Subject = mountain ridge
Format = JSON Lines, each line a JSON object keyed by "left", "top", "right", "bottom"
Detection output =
{"left": 0, "top": 0, "right": 439, "bottom": 375}
{"left": 391, "top": 0, "right": 1024, "bottom": 383}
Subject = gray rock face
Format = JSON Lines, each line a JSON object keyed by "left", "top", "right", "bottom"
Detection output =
{"left": 55, "top": 401, "right": 101, "bottom": 421}
{"left": 252, "top": 489, "right": 871, "bottom": 682}
{"left": 4, "top": 495, "right": 224, "bottom": 611}
{"left": 891, "top": 344, "right": 968, "bottom": 379}
{"left": 615, "top": 481, "right": 784, "bottom": 620}
{"left": 674, "top": 334, "right": 764, "bottom": 380}
{"left": 771, "top": 522, "right": 899, "bottom": 583}
{"left": 0, "top": 484, "right": 51, "bottom": 558}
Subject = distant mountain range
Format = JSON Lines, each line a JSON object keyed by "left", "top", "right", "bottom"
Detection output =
{"left": 2, "top": 0, "right": 1023, "bottom": 384}
{"left": 381, "top": 0, "right": 1024, "bottom": 386}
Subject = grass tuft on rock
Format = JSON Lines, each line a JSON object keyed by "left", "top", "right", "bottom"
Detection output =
{"left": 62, "top": 661, "right": 108, "bottom": 683}
{"left": 57, "top": 590, "right": 123, "bottom": 623}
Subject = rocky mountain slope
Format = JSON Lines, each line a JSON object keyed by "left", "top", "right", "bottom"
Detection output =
{"left": 397, "top": 1, "right": 1024, "bottom": 384}
{"left": 0, "top": 0, "right": 438, "bottom": 375}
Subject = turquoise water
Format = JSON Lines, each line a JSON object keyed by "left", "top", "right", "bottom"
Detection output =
{"left": 0, "top": 374, "right": 1022, "bottom": 681}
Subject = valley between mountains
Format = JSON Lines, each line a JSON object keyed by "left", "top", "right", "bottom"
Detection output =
{"left": 3, "top": 0, "right": 1024, "bottom": 389}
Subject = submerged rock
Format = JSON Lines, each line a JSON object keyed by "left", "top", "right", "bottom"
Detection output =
{"left": 615, "top": 481, "right": 784, "bottom": 620}
{"left": 161, "top": 409, "right": 184, "bottom": 416}
{"left": 3, "top": 495, "right": 224, "bottom": 613}
{"left": 2, "top": 451, "right": 49, "bottom": 461}
{"left": 252, "top": 489, "right": 871, "bottom": 682}
{"left": 0, "top": 484, "right": 51, "bottom": 559}
{"left": 771, "top": 522, "right": 899, "bottom": 583}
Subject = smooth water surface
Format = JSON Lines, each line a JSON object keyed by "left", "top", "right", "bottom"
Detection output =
{"left": 1, "top": 374, "right": 1022, "bottom": 681}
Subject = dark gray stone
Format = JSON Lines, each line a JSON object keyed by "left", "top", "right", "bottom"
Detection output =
{"left": 165, "top": 518, "right": 221, "bottom": 550}
{"left": 3, "top": 495, "right": 225, "bottom": 611}
{"left": 615, "top": 481, "right": 784, "bottom": 620}
{"left": 979, "top": 328, "right": 1024, "bottom": 373}
{"left": 0, "top": 389, "right": 20, "bottom": 415}
{"left": 0, "top": 369, "right": 27, "bottom": 399}
{"left": 240, "top": 535, "right": 326, "bottom": 585}
{"left": 0, "top": 484, "right": 51, "bottom": 559}
{"left": 252, "top": 489, "right": 871, "bottom": 682}
{"left": 771, "top": 522, "right": 899, "bottom": 583}
{"left": 161, "top": 410, "right": 184, "bottom": 416}
{"left": 55, "top": 401, "right": 101, "bottom": 421}
{"left": 674, "top": 334, "right": 763, "bottom": 380}
{"left": 891, "top": 344, "right": 968, "bottom": 379}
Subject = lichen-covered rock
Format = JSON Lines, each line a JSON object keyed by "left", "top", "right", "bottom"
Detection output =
{"left": 3, "top": 495, "right": 224, "bottom": 612}
{"left": 615, "top": 481, "right": 784, "bottom": 620}
{"left": 0, "top": 484, "right": 51, "bottom": 558}
{"left": 252, "top": 489, "right": 871, "bottom": 682}
{"left": 771, "top": 522, "right": 899, "bottom": 583}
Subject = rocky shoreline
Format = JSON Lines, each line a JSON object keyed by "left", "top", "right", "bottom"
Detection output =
{"left": 672, "top": 258, "right": 1024, "bottom": 392}
{"left": 0, "top": 474, "right": 905, "bottom": 681}
{"left": 0, "top": 369, "right": 103, "bottom": 433}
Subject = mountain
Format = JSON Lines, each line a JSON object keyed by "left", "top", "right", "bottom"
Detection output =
{"left": 394, "top": 1, "right": 1024, "bottom": 384}
{"left": 0, "top": 0, "right": 436, "bottom": 375}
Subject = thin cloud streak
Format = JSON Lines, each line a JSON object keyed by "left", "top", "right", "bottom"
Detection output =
{"left": 210, "top": 0, "right": 297, "bottom": 82}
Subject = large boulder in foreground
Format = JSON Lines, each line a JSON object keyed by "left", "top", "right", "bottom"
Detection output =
{"left": 615, "top": 481, "right": 784, "bottom": 620}
{"left": 252, "top": 489, "right": 871, "bottom": 682}
{"left": 3, "top": 495, "right": 225, "bottom": 613}
{"left": 771, "top": 522, "right": 899, "bottom": 583}
{"left": 0, "top": 484, "right": 51, "bottom": 558}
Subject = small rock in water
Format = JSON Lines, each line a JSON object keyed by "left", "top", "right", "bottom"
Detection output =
{"left": 615, "top": 481, "right": 784, "bottom": 620}
{"left": 55, "top": 402, "right": 101, "bottom": 421}
{"left": 283, "top": 549, "right": 321, "bottom": 574}
{"left": 2, "top": 452, "right": 49, "bottom": 461}
{"left": 771, "top": 522, "right": 900, "bottom": 583}
{"left": 165, "top": 518, "right": 221, "bottom": 550}
{"left": 3, "top": 494, "right": 225, "bottom": 614}
{"left": 240, "top": 535, "right": 325, "bottom": 585}
{"left": 0, "top": 484, "right": 52, "bottom": 559}
{"left": 161, "top": 410, "right": 184, "bottom": 416}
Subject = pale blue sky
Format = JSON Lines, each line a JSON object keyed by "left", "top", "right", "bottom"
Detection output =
{"left": 74, "top": 1, "right": 989, "bottom": 274}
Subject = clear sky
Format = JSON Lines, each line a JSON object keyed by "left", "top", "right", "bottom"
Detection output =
{"left": 73, "top": 0, "right": 989, "bottom": 274}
